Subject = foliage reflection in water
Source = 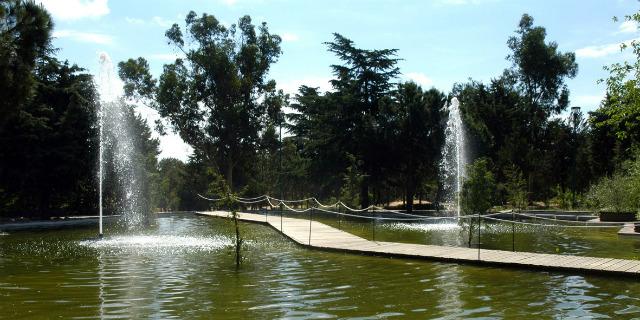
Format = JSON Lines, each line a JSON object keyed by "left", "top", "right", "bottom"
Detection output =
{"left": 1, "top": 214, "right": 639, "bottom": 319}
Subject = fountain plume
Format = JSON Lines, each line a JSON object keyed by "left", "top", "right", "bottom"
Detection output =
{"left": 439, "top": 97, "right": 466, "bottom": 216}
{"left": 96, "top": 52, "right": 148, "bottom": 230}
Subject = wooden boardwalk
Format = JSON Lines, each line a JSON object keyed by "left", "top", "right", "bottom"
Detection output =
{"left": 619, "top": 223, "right": 640, "bottom": 237}
{"left": 198, "top": 211, "right": 640, "bottom": 277}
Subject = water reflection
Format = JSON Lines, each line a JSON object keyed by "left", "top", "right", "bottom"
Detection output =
{"left": 0, "top": 214, "right": 639, "bottom": 319}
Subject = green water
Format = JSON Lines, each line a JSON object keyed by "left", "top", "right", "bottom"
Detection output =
{"left": 1, "top": 213, "right": 639, "bottom": 319}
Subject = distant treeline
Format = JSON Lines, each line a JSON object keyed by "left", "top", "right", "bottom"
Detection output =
{"left": 2, "top": 2, "right": 639, "bottom": 218}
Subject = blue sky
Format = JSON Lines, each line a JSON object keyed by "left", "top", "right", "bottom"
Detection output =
{"left": 38, "top": 0, "right": 640, "bottom": 160}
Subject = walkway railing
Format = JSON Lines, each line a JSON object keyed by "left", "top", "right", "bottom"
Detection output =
{"left": 198, "top": 193, "right": 629, "bottom": 253}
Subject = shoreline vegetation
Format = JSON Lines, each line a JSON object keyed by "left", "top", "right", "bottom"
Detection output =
{"left": 1, "top": 3, "right": 640, "bottom": 221}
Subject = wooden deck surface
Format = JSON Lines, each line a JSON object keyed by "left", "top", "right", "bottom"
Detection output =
{"left": 198, "top": 211, "right": 640, "bottom": 277}
{"left": 619, "top": 223, "right": 640, "bottom": 237}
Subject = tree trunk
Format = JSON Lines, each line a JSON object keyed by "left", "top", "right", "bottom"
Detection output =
{"left": 360, "top": 176, "right": 369, "bottom": 209}
{"left": 406, "top": 184, "right": 415, "bottom": 213}
{"left": 226, "top": 154, "right": 234, "bottom": 191}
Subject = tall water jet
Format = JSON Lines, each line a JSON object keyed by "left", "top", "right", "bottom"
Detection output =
{"left": 439, "top": 97, "right": 466, "bottom": 216}
{"left": 96, "top": 52, "right": 149, "bottom": 231}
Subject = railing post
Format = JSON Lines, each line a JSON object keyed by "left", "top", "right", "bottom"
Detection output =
{"left": 308, "top": 205, "right": 312, "bottom": 245}
{"left": 279, "top": 200, "right": 284, "bottom": 229}
{"left": 371, "top": 207, "right": 376, "bottom": 242}
{"left": 478, "top": 211, "right": 481, "bottom": 260}
{"left": 337, "top": 204, "right": 342, "bottom": 230}
{"left": 280, "top": 204, "right": 283, "bottom": 232}
{"left": 512, "top": 210, "right": 515, "bottom": 252}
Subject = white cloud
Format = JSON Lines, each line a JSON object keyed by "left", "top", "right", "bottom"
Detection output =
{"left": 149, "top": 53, "right": 185, "bottom": 62}
{"left": 152, "top": 16, "right": 173, "bottom": 28}
{"left": 134, "top": 105, "right": 193, "bottom": 161}
{"left": 158, "top": 134, "right": 193, "bottom": 161}
{"left": 573, "top": 94, "right": 605, "bottom": 108}
{"left": 277, "top": 76, "right": 333, "bottom": 96}
{"left": 281, "top": 32, "right": 299, "bottom": 42}
{"left": 405, "top": 72, "right": 434, "bottom": 88}
{"left": 37, "top": 0, "right": 109, "bottom": 21}
{"left": 123, "top": 16, "right": 175, "bottom": 28}
{"left": 53, "top": 30, "right": 113, "bottom": 45}
{"left": 125, "top": 17, "right": 145, "bottom": 25}
{"left": 617, "top": 20, "right": 638, "bottom": 34}
{"left": 575, "top": 43, "right": 621, "bottom": 58}
{"left": 575, "top": 38, "right": 640, "bottom": 58}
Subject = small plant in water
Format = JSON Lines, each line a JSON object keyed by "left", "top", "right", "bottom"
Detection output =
{"left": 208, "top": 169, "right": 243, "bottom": 266}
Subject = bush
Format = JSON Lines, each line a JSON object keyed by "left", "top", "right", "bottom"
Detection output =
{"left": 587, "top": 173, "right": 634, "bottom": 212}
{"left": 587, "top": 152, "right": 640, "bottom": 213}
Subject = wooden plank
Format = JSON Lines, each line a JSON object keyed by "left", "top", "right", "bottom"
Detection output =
{"left": 196, "top": 211, "right": 640, "bottom": 277}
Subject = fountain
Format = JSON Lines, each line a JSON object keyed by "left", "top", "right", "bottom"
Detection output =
{"left": 96, "top": 52, "right": 149, "bottom": 233}
{"left": 439, "top": 97, "right": 466, "bottom": 216}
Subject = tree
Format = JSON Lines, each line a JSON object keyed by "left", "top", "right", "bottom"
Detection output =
{"left": 393, "top": 82, "right": 445, "bottom": 212}
{"left": 595, "top": 11, "right": 640, "bottom": 151}
{"left": 0, "top": 56, "right": 99, "bottom": 217}
{"left": 461, "top": 158, "right": 496, "bottom": 247}
{"left": 507, "top": 14, "right": 577, "bottom": 117}
{"left": 119, "top": 12, "right": 282, "bottom": 191}
{"left": 506, "top": 14, "right": 578, "bottom": 201}
{"left": 504, "top": 164, "right": 527, "bottom": 211}
{"left": 324, "top": 33, "right": 400, "bottom": 208}
{"left": 339, "top": 153, "right": 364, "bottom": 208}
{"left": 154, "top": 159, "right": 187, "bottom": 211}
{"left": 287, "top": 86, "right": 346, "bottom": 199}
{"left": 0, "top": 0, "right": 53, "bottom": 127}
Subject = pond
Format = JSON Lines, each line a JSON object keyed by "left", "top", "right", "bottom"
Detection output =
{"left": 1, "top": 213, "right": 639, "bottom": 319}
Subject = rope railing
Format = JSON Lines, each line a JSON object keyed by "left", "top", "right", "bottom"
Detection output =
{"left": 313, "top": 198, "right": 341, "bottom": 208}
{"left": 197, "top": 193, "right": 627, "bottom": 229}
{"left": 266, "top": 196, "right": 316, "bottom": 203}
{"left": 481, "top": 215, "right": 624, "bottom": 228}
{"left": 514, "top": 212, "right": 626, "bottom": 225}
{"left": 235, "top": 195, "right": 268, "bottom": 201}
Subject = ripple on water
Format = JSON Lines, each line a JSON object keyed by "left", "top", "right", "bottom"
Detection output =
{"left": 385, "top": 222, "right": 461, "bottom": 232}
{"left": 79, "top": 235, "right": 231, "bottom": 252}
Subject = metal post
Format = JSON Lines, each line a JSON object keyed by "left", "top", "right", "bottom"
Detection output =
{"left": 278, "top": 200, "right": 284, "bottom": 233}
{"left": 477, "top": 211, "right": 481, "bottom": 260}
{"left": 308, "top": 206, "right": 312, "bottom": 245}
{"left": 337, "top": 204, "right": 342, "bottom": 230}
{"left": 512, "top": 210, "right": 515, "bottom": 252}
{"left": 371, "top": 207, "right": 376, "bottom": 241}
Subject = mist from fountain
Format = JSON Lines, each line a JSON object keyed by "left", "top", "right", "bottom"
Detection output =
{"left": 97, "top": 52, "right": 148, "bottom": 231}
{"left": 439, "top": 97, "right": 466, "bottom": 216}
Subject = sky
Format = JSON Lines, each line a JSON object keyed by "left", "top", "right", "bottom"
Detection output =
{"left": 37, "top": 0, "right": 640, "bottom": 161}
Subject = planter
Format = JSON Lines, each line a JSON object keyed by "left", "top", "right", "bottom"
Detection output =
{"left": 599, "top": 211, "right": 638, "bottom": 222}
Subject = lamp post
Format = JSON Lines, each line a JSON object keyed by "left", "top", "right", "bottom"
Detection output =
{"left": 570, "top": 106, "right": 581, "bottom": 208}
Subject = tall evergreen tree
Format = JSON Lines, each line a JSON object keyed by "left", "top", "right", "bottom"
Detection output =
{"left": 324, "top": 33, "right": 400, "bottom": 208}
{"left": 119, "top": 12, "right": 282, "bottom": 191}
